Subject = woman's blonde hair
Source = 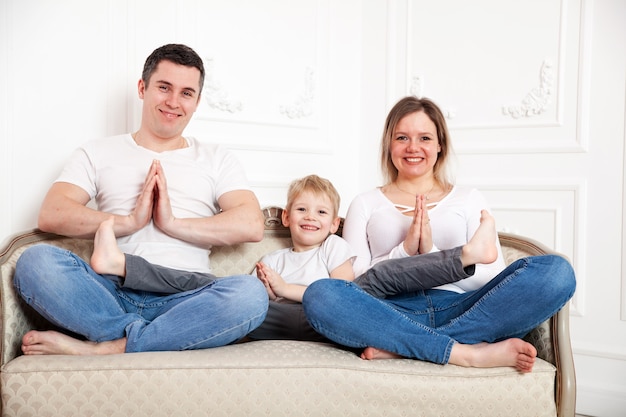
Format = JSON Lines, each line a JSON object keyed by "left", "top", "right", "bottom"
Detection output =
{"left": 286, "top": 175, "right": 341, "bottom": 217}
{"left": 380, "top": 96, "right": 455, "bottom": 187}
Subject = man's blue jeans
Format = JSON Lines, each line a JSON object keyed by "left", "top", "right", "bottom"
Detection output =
{"left": 303, "top": 255, "right": 576, "bottom": 364}
{"left": 14, "top": 244, "right": 269, "bottom": 352}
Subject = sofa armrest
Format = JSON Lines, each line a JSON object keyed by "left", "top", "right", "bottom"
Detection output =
{"left": 0, "top": 229, "right": 94, "bottom": 365}
{"left": 498, "top": 232, "right": 576, "bottom": 417}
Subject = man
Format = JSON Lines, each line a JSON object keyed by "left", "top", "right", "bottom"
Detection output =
{"left": 14, "top": 44, "right": 268, "bottom": 355}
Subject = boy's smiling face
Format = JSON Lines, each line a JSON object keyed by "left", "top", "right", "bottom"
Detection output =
{"left": 282, "top": 190, "right": 340, "bottom": 253}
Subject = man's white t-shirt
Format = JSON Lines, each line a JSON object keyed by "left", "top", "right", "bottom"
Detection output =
{"left": 56, "top": 134, "right": 251, "bottom": 273}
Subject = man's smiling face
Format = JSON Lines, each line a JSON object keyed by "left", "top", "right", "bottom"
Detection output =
{"left": 138, "top": 59, "right": 201, "bottom": 140}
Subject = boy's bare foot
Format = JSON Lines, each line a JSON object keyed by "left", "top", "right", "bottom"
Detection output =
{"left": 361, "top": 346, "right": 404, "bottom": 360}
{"left": 461, "top": 210, "right": 499, "bottom": 267}
{"left": 91, "top": 217, "right": 126, "bottom": 277}
{"left": 21, "top": 330, "right": 126, "bottom": 356}
{"left": 449, "top": 338, "right": 537, "bottom": 373}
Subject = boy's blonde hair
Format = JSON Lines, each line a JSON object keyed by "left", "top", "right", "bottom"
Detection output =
{"left": 286, "top": 175, "right": 341, "bottom": 217}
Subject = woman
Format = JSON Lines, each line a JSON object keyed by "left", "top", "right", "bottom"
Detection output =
{"left": 302, "top": 96, "right": 576, "bottom": 372}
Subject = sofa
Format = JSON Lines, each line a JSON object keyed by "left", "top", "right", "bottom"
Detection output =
{"left": 0, "top": 206, "right": 575, "bottom": 417}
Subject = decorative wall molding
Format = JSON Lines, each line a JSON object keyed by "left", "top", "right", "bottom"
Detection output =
{"left": 398, "top": 0, "right": 590, "bottom": 154}
{"left": 220, "top": 140, "right": 334, "bottom": 154}
{"left": 0, "top": 0, "right": 12, "bottom": 242}
{"left": 410, "top": 75, "right": 457, "bottom": 119}
{"left": 280, "top": 67, "right": 316, "bottom": 119}
{"left": 185, "top": 1, "right": 330, "bottom": 149}
{"left": 422, "top": 58, "right": 556, "bottom": 122}
{"left": 622, "top": 84, "right": 626, "bottom": 322}
{"left": 443, "top": 106, "right": 457, "bottom": 120}
{"left": 502, "top": 60, "right": 554, "bottom": 119}
{"left": 409, "top": 75, "right": 423, "bottom": 98}
{"left": 203, "top": 57, "right": 243, "bottom": 113}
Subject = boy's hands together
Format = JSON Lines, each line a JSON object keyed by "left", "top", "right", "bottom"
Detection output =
{"left": 256, "top": 262, "right": 281, "bottom": 300}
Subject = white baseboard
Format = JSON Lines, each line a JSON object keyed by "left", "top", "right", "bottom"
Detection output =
{"left": 576, "top": 384, "right": 626, "bottom": 417}
{"left": 573, "top": 352, "right": 626, "bottom": 417}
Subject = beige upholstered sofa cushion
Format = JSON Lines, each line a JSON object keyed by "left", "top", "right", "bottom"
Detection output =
{"left": 2, "top": 340, "right": 557, "bottom": 417}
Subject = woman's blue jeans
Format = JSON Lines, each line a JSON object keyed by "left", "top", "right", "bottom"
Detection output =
{"left": 14, "top": 244, "right": 269, "bottom": 352}
{"left": 303, "top": 255, "right": 576, "bottom": 364}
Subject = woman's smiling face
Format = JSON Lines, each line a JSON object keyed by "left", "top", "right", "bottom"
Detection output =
{"left": 389, "top": 110, "right": 441, "bottom": 180}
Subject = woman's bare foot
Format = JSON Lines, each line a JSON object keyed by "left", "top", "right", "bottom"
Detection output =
{"left": 461, "top": 210, "right": 499, "bottom": 267}
{"left": 91, "top": 217, "right": 126, "bottom": 277}
{"left": 21, "top": 330, "right": 126, "bottom": 356}
{"left": 449, "top": 338, "right": 537, "bottom": 373}
{"left": 361, "top": 346, "right": 404, "bottom": 360}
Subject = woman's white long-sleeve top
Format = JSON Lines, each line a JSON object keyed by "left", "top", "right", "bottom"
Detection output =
{"left": 342, "top": 185, "right": 506, "bottom": 293}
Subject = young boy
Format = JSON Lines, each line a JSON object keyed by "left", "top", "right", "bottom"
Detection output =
{"left": 255, "top": 174, "right": 355, "bottom": 301}
{"left": 246, "top": 174, "right": 355, "bottom": 341}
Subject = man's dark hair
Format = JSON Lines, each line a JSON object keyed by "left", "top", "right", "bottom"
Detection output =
{"left": 142, "top": 44, "right": 205, "bottom": 94}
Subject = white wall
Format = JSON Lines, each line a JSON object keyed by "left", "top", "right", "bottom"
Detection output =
{"left": 1, "top": 1, "right": 625, "bottom": 415}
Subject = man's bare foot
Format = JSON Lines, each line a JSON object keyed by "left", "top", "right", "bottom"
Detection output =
{"left": 21, "top": 330, "right": 126, "bottom": 356}
{"left": 449, "top": 338, "right": 537, "bottom": 373}
{"left": 361, "top": 346, "right": 404, "bottom": 360}
{"left": 91, "top": 217, "right": 126, "bottom": 277}
{"left": 461, "top": 210, "right": 498, "bottom": 267}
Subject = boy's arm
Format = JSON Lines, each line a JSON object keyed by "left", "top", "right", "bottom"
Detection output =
{"left": 329, "top": 259, "right": 355, "bottom": 281}
{"left": 273, "top": 283, "right": 307, "bottom": 303}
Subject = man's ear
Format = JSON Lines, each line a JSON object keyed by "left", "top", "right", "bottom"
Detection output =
{"left": 281, "top": 208, "right": 290, "bottom": 227}
{"left": 330, "top": 217, "right": 341, "bottom": 234}
{"left": 138, "top": 79, "right": 145, "bottom": 99}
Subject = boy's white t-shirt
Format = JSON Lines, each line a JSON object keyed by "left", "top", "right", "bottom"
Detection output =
{"left": 56, "top": 134, "right": 251, "bottom": 273}
{"left": 258, "top": 234, "right": 356, "bottom": 286}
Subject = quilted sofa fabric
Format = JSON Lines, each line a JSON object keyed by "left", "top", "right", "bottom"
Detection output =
{"left": 2, "top": 340, "right": 557, "bottom": 417}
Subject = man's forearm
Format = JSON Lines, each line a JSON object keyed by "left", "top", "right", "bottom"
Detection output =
{"left": 39, "top": 204, "right": 143, "bottom": 239}
{"left": 159, "top": 206, "right": 264, "bottom": 247}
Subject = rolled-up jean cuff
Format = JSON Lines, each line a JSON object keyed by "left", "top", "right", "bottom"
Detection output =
{"left": 123, "top": 254, "right": 217, "bottom": 294}
{"left": 355, "top": 246, "right": 471, "bottom": 298}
